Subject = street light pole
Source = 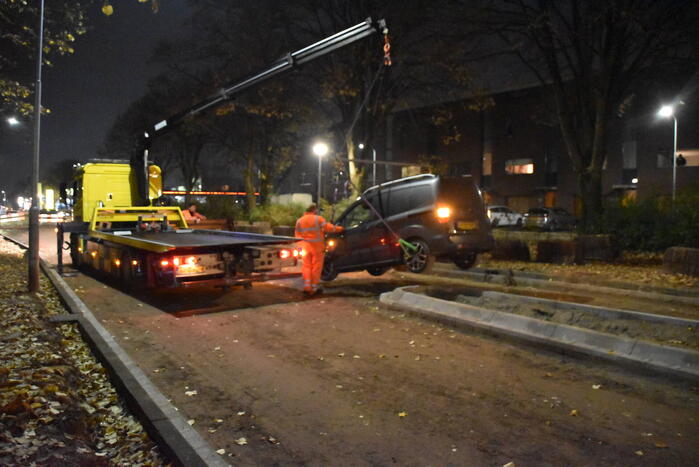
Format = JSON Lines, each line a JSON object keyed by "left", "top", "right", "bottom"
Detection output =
{"left": 317, "top": 154, "right": 322, "bottom": 204}
{"left": 28, "top": 0, "right": 45, "bottom": 292}
{"left": 672, "top": 115, "right": 677, "bottom": 202}
{"left": 312, "top": 142, "right": 329, "bottom": 205}
{"left": 372, "top": 147, "right": 377, "bottom": 186}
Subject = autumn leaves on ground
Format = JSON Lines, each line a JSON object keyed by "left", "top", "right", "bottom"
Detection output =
{"left": 0, "top": 241, "right": 164, "bottom": 465}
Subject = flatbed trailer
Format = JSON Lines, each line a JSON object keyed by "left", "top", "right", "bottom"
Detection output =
{"left": 60, "top": 206, "right": 301, "bottom": 289}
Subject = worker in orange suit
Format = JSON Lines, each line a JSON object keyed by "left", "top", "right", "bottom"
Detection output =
{"left": 295, "top": 203, "right": 344, "bottom": 295}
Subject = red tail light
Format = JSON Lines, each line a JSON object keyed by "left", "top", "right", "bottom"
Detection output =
{"left": 160, "top": 259, "right": 169, "bottom": 267}
{"left": 279, "top": 249, "right": 291, "bottom": 259}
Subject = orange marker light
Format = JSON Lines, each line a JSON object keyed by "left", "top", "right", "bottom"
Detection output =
{"left": 160, "top": 259, "right": 169, "bottom": 267}
{"left": 327, "top": 239, "right": 336, "bottom": 248}
{"left": 90, "top": 251, "right": 97, "bottom": 258}
{"left": 114, "top": 259, "right": 121, "bottom": 267}
{"left": 131, "top": 260, "right": 138, "bottom": 266}
{"left": 436, "top": 206, "right": 451, "bottom": 223}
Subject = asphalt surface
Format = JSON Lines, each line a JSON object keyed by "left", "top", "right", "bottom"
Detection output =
{"left": 3, "top": 224, "right": 698, "bottom": 465}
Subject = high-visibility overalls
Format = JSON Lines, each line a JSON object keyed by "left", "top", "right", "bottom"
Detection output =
{"left": 295, "top": 213, "right": 343, "bottom": 293}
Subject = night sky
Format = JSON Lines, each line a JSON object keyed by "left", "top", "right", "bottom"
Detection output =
{"left": 0, "top": 0, "right": 189, "bottom": 192}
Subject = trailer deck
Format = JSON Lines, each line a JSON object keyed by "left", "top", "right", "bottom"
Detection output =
{"left": 92, "top": 229, "right": 299, "bottom": 253}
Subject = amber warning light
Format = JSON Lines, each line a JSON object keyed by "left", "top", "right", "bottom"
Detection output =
{"left": 436, "top": 206, "right": 451, "bottom": 222}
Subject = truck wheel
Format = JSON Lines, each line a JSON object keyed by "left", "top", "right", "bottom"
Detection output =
{"left": 403, "top": 238, "right": 435, "bottom": 274}
{"left": 367, "top": 266, "right": 390, "bottom": 276}
{"left": 453, "top": 252, "right": 477, "bottom": 270}
{"left": 119, "top": 252, "right": 134, "bottom": 287}
{"left": 70, "top": 234, "right": 82, "bottom": 268}
{"left": 321, "top": 260, "right": 338, "bottom": 281}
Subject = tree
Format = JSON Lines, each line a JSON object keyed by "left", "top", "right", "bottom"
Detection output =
{"left": 279, "top": 0, "right": 452, "bottom": 195}
{"left": 461, "top": 0, "right": 698, "bottom": 230}
{"left": 154, "top": 0, "right": 316, "bottom": 211}
{"left": 0, "top": 1, "right": 91, "bottom": 118}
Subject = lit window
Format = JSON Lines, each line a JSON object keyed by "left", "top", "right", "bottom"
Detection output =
{"left": 505, "top": 159, "right": 534, "bottom": 174}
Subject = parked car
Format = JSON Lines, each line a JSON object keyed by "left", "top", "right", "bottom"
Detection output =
{"left": 523, "top": 207, "right": 576, "bottom": 231}
{"left": 322, "top": 174, "right": 494, "bottom": 280}
{"left": 487, "top": 205, "right": 523, "bottom": 228}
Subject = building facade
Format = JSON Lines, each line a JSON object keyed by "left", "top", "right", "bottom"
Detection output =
{"left": 389, "top": 83, "right": 699, "bottom": 215}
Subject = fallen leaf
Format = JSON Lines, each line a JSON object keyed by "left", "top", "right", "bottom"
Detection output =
{"left": 187, "top": 419, "right": 195, "bottom": 426}
{"left": 237, "top": 411, "right": 246, "bottom": 416}
{"left": 216, "top": 449, "right": 226, "bottom": 455}
{"left": 654, "top": 442, "right": 668, "bottom": 448}
{"left": 398, "top": 411, "right": 407, "bottom": 418}
{"left": 569, "top": 409, "right": 579, "bottom": 416}
{"left": 235, "top": 437, "right": 247, "bottom": 445}
{"left": 635, "top": 450, "right": 644, "bottom": 456}
{"left": 185, "top": 390, "right": 197, "bottom": 397}
{"left": 592, "top": 384, "right": 601, "bottom": 390}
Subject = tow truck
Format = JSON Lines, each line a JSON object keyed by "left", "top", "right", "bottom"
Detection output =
{"left": 57, "top": 18, "right": 389, "bottom": 289}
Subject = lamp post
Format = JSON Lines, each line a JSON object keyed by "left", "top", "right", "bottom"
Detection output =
{"left": 658, "top": 105, "right": 678, "bottom": 201}
{"left": 312, "top": 142, "right": 329, "bottom": 204}
{"left": 359, "top": 143, "right": 377, "bottom": 186}
{"left": 28, "top": 0, "right": 45, "bottom": 292}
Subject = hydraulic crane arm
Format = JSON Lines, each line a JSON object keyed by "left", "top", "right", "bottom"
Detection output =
{"left": 132, "top": 17, "right": 388, "bottom": 206}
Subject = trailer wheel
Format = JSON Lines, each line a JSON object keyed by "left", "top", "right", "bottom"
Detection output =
{"left": 119, "top": 252, "right": 134, "bottom": 287}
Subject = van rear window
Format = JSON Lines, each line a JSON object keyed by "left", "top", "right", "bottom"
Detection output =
{"left": 438, "top": 177, "right": 486, "bottom": 219}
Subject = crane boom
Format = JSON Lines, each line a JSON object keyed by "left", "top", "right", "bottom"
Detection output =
{"left": 132, "top": 17, "right": 388, "bottom": 206}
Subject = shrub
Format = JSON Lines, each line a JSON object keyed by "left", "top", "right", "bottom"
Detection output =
{"left": 597, "top": 183, "right": 699, "bottom": 251}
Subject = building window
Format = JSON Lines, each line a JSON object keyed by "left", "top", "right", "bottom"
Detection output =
{"left": 505, "top": 158, "right": 534, "bottom": 174}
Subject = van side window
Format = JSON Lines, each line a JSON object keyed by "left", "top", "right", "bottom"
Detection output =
{"left": 408, "top": 185, "right": 434, "bottom": 211}
{"left": 340, "top": 201, "right": 376, "bottom": 229}
{"left": 378, "top": 188, "right": 409, "bottom": 217}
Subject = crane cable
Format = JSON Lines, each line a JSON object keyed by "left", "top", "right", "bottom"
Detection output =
{"left": 331, "top": 28, "right": 418, "bottom": 255}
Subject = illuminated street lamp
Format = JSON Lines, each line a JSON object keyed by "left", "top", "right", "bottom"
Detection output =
{"left": 657, "top": 104, "right": 678, "bottom": 201}
{"left": 6, "top": 116, "right": 19, "bottom": 126}
{"left": 312, "top": 142, "right": 329, "bottom": 204}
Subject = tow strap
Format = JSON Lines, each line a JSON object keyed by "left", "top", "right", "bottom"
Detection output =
{"left": 331, "top": 25, "right": 418, "bottom": 256}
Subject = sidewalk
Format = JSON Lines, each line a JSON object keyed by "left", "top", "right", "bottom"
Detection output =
{"left": 0, "top": 240, "right": 165, "bottom": 465}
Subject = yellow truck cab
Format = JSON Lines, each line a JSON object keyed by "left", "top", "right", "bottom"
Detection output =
{"left": 73, "top": 162, "right": 163, "bottom": 222}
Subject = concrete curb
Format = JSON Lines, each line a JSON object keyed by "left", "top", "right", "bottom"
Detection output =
{"left": 380, "top": 286, "right": 699, "bottom": 382}
{"left": 480, "top": 290, "right": 699, "bottom": 327}
{"left": 470, "top": 266, "right": 699, "bottom": 299}
{"left": 435, "top": 265, "right": 699, "bottom": 307}
{"left": 38, "top": 257, "right": 229, "bottom": 467}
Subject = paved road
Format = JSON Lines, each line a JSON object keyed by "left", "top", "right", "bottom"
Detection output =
{"left": 3, "top": 224, "right": 698, "bottom": 465}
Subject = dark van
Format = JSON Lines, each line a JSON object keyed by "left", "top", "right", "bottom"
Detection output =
{"left": 322, "top": 174, "right": 494, "bottom": 280}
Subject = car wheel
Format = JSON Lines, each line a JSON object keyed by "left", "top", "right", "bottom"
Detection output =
{"left": 366, "top": 266, "right": 390, "bottom": 276}
{"left": 453, "top": 252, "right": 477, "bottom": 270}
{"left": 321, "top": 259, "right": 338, "bottom": 281}
{"left": 403, "top": 238, "right": 435, "bottom": 274}
{"left": 515, "top": 218, "right": 523, "bottom": 229}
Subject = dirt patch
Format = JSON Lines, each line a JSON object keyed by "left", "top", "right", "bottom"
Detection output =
{"left": 452, "top": 293, "right": 698, "bottom": 349}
